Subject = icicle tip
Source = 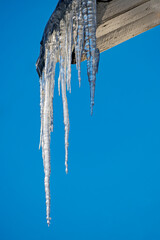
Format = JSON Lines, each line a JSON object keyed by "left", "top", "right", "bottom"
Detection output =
{"left": 47, "top": 217, "right": 51, "bottom": 226}
{"left": 90, "top": 105, "right": 94, "bottom": 116}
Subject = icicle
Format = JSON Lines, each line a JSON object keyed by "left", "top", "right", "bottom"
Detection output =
{"left": 39, "top": 75, "right": 43, "bottom": 149}
{"left": 66, "top": 10, "right": 73, "bottom": 92}
{"left": 75, "top": 0, "right": 84, "bottom": 86}
{"left": 59, "top": 18, "right": 70, "bottom": 173}
{"left": 61, "top": 74, "right": 70, "bottom": 174}
{"left": 84, "top": 0, "right": 99, "bottom": 115}
{"left": 37, "top": 0, "right": 100, "bottom": 225}
{"left": 39, "top": 38, "right": 58, "bottom": 225}
{"left": 43, "top": 48, "right": 52, "bottom": 226}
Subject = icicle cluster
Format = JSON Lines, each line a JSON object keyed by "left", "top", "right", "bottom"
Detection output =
{"left": 37, "top": 0, "right": 99, "bottom": 225}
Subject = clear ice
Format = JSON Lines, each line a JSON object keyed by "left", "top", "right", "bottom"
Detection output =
{"left": 36, "top": 0, "right": 99, "bottom": 225}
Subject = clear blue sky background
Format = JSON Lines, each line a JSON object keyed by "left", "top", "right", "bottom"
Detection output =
{"left": 1, "top": 1, "right": 160, "bottom": 239}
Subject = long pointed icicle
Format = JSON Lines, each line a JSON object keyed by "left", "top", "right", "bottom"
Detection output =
{"left": 37, "top": 0, "right": 99, "bottom": 225}
{"left": 86, "top": 0, "right": 98, "bottom": 115}
{"left": 66, "top": 10, "right": 73, "bottom": 93}
{"left": 75, "top": 0, "right": 84, "bottom": 86}
{"left": 42, "top": 48, "right": 51, "bottom": 226}
{"left": 59, "top": 18, "right": 70, "bottom": 173}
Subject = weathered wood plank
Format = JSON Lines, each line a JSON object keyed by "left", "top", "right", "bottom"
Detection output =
{"left": 95, "top": 0, "right": 160, "bottom": 56}
{"left": 97, "top": 0, "right": 149, "bottom": 24}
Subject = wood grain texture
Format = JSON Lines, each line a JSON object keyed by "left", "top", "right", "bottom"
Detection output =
{"left": 94, "top": 0, "right": 160, "bottom": 57}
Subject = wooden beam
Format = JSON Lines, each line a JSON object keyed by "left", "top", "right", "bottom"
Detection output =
{"left": 95, "top": 0, "right": 160, "bottom": 56}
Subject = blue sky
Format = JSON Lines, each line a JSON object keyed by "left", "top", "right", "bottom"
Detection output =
{"left": 0, "top": 1, "right": 160, "bottom": 239}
